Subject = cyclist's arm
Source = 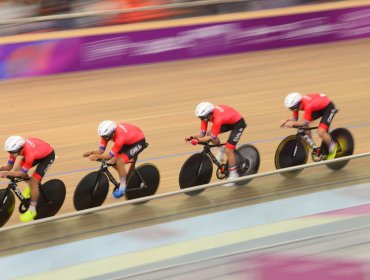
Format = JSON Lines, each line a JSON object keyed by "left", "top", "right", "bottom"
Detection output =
{"left": 282, "top": 120, "right": 310, "bottom": 127}
{"left": 83, "top": 138, "right": 107, "bottom": 157}
{"left": 83, "top": 149, "right": 104, "bottom": 157}
{"left": 0, "top": 158, "right": 29, "bottom": 178}
{"left": 197, "top": 130, "right": 220, "bottom": 144}
{"left": 0, "top": 170, "right": 27, "bottom": 178}
{"left": 0, "top": 154, "right": 17, "bottom": 171}
{"left": 90, "top": 153, "right": 113, "bottom": 161}
{"left": 197, "top": 135, "right": 213, "bottom": 142}
{"left": 0, "top": 164, "right": 13, "bottom": 171}
{"left": 193, "top": 132, "right": 206, "bottom": 138}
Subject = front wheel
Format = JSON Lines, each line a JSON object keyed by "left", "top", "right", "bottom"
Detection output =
{"left": 320, "top": 128, "right": 354, "bottom": 170}
{"left": 0, "top": 189, "right": 15, "bottom": 228}
{"left": 275, "top": 135, "right": 309, "bottom": 178}
{"left": 235, "top": 144, "right": 260, "bottom": 185}
{"left": 36, "top": 179, "right": 66, "bottom": 219}
{"left": 179, "top": 153, "right": 213, "bottom": 196}
{"left": 125, "top": 163, "right": 160, "bottom": 201}
{"left": 73, "top": 171, "right": 109, "bottom": 211}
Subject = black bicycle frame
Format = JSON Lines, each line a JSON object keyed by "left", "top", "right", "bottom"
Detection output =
{"left": 94, "top": 154, "right": 148, "bottom": 193}
{"left": 0, "top": 177, "right": 29, "bottom": 210}
{"left": 201, "top": 143, "right": 225, "bottom": 165}
{"left": 292, "top": 126, "right": 319, "bottom": 156}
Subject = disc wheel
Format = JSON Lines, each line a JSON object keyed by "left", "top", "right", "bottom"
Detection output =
{"left": 320, "top": 128, "right": 354, "bottom": 170}
{"left": 73, "top": 171, "right": 109, "bottom": 211}
{"left": 36, "top": 179, "right": 66, "bottom": 219}
{"left": 234, "top": 144, "right": 260, "bottom": 185}
{"left": 275, "top": 135, "right": 309, "bottom": 178}
{"left": 179, "top": 153, "right": 213, "bottom": 196}
{"left": 125, "top": 164, "right": 160, "bottom": 202}
{"left": 0, "top": 189, "right": 15, "bottom": 228}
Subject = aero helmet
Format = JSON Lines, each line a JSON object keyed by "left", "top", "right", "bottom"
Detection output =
{"left": 98, "top": 120, "right": 117, "bottom": 137}
{"left": 284, "top": 92, "right": 302, "bottom": 109}
{"left": 195, "top": 102, "right": 215, "bottom": 118}
{"left": 4, "top": 135, "right": 25, "bottom": 153}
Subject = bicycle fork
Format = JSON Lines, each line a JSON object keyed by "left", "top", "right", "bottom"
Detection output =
{"left": 10, "top": 183, "right": 26, "bottom": 201}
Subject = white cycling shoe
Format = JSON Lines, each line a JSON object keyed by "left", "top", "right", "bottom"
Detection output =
{"left": 224, "top": 172, "right": 239, "bottom": 187}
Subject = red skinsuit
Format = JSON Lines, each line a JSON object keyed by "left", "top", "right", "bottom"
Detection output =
{"left": 200, "top": 105, "right": 242, "bottom": 138}
{"left": 99, "top": 122, "right": 144, "bottom": 157}
{"left": 8, "top": 138, "right": 53, "bottom": 174}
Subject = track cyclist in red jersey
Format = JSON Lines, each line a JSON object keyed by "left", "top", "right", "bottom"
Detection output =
{"left": 185, "top": 102, "right": 247, "bottom": 186}
{"left": 0, "top": 136, "right": 55, "bottom": 222}
{"left": 83, "top": 120, "right": 147, "bottom": 198}
{"left": 280, "top": 92, "right": 338, "bottom": 160}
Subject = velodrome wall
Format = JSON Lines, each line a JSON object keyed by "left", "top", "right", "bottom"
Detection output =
{"left": 0, "top": 2, "right": 369, "bottom": 79}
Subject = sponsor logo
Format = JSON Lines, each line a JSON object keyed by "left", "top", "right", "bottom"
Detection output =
{"left": 327, "top": 109, "right": 336, "bottom": 123}
{"left": 233, "top": 128, "right": 244, "bottom": 142}
{"left": 215, "top": 106, "right": 224, "bottom": 112}
{"left": 118, "top": 124, "right": 128, "bottom": 132}
{"left": 129, "top": 144, "right": 142, "bottom": 156}
{"left": 233, "top": 132, "right": 242, "bottom": 142}
{"left": 44, "top": 159, "right": 54, "bottom": 174}
{"left": 26, "top": 139, "right": 36, "bottom": 148}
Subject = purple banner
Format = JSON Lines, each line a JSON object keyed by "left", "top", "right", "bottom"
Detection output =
{"left": 1, "top": 5, "right": 370, "bottom": 79}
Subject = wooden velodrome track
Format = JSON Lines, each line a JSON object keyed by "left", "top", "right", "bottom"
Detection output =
{"left": 0, "top": 4, "right": 370, "bottom": 260}
{"left": 0, "top": 36, "right": 369, "bottom": 231}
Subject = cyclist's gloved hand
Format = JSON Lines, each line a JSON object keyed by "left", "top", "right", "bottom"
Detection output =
{"left": 184, "top": 136, "right": 193, "bottom": 142}
{"left": 190, "top": 138, "right": 199, "bottom": 145}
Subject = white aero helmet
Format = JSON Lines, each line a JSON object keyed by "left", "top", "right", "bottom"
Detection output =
{"left": 195, "top": 102, "right": 215, "bottom": 118}
{"left": 4, "top": 135, "right": 25, "bottom": 153}
{"left": 98, "top": 120, "right": 117, "bottom": 137}
{"left": 284, "top": 92, "right": 302, "bottom": 109}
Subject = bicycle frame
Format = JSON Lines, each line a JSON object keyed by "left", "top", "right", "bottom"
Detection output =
{"left": 294, "top": 126, "right": 319, "bottom": 149}
{"left": 94, "top": 153, "right": 148, "bottom": 194}
{"left": 198, "top": 142, "right": 225, "bottom": 168}
{"left": 0, "top": 177, "right": 30, "bottom": 212}
{"left": 291, "top": 125, "right": 327, "bottom": 162}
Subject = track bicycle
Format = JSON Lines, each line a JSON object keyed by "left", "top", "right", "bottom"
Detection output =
{"left": 275, "top": 125, "right": 354, "bottom": 178}
{"left": 0, "top": 176, "right": 66, "bottom": 227}
{"left": 179, "top": 140, "right": 260, "bottom": 196}
{"left": 73, "top": 143, "right": 160, "bottom": 210}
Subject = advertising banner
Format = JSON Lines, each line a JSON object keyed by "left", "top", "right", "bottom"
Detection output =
{"left": 1, "top": 5, "right": 369, "bottom": 79}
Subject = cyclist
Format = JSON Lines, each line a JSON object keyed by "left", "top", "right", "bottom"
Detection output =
{"left": 0, "top": 136, "right": 55, "bottom": 222}
{"left": 280, "top": 92, "right": 338, "bottom": 159}
{"left": 83, "top": 120, "right": 147, "bottom": 198}
{"left": 185, "top": 102, "right": 246, "bottom": 186}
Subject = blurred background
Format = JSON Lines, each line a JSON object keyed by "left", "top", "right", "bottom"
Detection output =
{"left": 0, "top": 0, "right": 341, "bottom": 36}
{"left": 1, "top": 0, "right": 369, "bottom": 279}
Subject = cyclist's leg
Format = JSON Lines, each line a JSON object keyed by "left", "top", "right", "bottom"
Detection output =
{"left": 21, "top": 151, "right": 55, "bottom": 222}
{"left": 225, "top": 118, "right": 247, "bottom": 185}
{"left": 114, "top": 138, "right": 146, "bottom": 198}
{"left": 213, "top": 124, "right": 234, "bottom": 163}
{"left": 206, "top": 131, "right": 224, "bottom": 162}
{"left": 317, "top": 102, "right": 337, "bottom": 159}
{"left": 15, "top": 158, "right": 31, "bottom": 198}
{"left": 114, "top": 156, "right": 128, "bottom": 198}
